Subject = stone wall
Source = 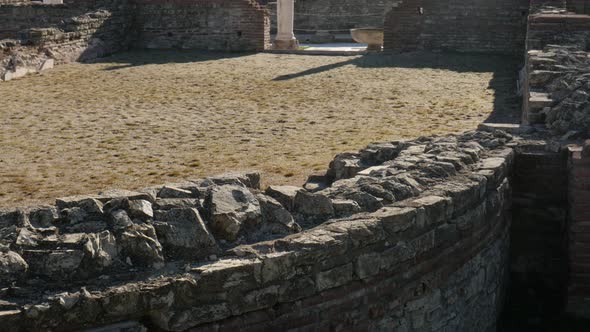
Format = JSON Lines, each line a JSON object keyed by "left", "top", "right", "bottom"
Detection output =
{"left": 1, "top": 0, "right": 271, "bottom": 81}
{"left": 0, "top": 130, "right": 516, "bottom": 331}
{"left": 0, "top": 0, "right": 26, "bottom": 4}
{"left": 521, "top": 6, "right": 590, "bottom": 131}
{"left": 0, "top": 3, "right": 90, "bottom": 39}
{"left": 383, "top": 0, "right": 530, "bottom": 55}
{"left": 0, "top": 5, "right": 134, "bottom": 81}
{"left": 133, "top": 0, "right": 269, "bottom": 52}
{"left": 567, "top": 140, "right": 590, "bottom": 318}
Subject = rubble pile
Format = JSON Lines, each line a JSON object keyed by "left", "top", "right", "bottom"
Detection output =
{"left": 528, "top": 44, "right": 590, "bottom": 135}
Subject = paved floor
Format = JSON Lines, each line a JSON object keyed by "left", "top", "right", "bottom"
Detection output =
{"left": 301, "top": 43, "right": 368, "bottom": 52}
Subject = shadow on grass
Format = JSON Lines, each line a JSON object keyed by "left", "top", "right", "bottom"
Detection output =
{"left": 272, "top": 52, "right": 522, "bottom": 124}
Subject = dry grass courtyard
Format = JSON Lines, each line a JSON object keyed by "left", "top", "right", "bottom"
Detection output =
{"left": 0, "top": 50, "right": 519, "bottom": 207}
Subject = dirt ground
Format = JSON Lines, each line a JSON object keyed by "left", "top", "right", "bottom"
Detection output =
{"left": 0, "top": 50, "right": 520, "bottom": 207}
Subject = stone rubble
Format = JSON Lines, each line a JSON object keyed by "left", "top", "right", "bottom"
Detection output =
{"left": 527, "top": 45, "right": 590, "bottom": 135}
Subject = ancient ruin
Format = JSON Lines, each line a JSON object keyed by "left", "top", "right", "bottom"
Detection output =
{"left": 1, "top": 0, "right": 590, "bottom": 331}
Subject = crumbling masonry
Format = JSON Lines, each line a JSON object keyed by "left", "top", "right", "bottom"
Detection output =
{"left": 1, "top": 0, "right": 590, "bottom": 331}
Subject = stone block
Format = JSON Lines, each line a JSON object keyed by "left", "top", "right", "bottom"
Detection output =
{"left": 205, "top": 185, "right": 261, "bottom": 241}
{"left": 316, "top": 263, "right": 353, "bottom": 291}
{"left": 355, "top": 252, "right": 381, "bottom": 279}
{"left": 265, "top": 185, "right": 303, "bottom": 211}
{"left": 403, "top": 195, "right": 452, "bottom": 226}
{"left": 293, "top": 191, "right": 334, "bottom": 219}
{"left": 23, "top": 249, "right": 84, "bottom": 278}
{"left": 153, "top": 208, "right": 218, "bottom": 259}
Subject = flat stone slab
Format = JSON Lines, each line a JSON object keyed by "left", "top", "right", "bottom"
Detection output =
{"left": 265, "top": 43, "right": 369, "bottom": 56}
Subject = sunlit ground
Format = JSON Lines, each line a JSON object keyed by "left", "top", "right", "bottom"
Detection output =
{"left": 0, "top": 50, "right": 519, "bottom": 207}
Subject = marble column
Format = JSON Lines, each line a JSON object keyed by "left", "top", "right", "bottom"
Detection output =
{"left": 272, "top": 0, "right": 299, "bottom": 50}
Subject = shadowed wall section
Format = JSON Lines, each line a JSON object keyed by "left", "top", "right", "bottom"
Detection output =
{"left": 383, "top": 0, "right": 530, "bottom": 55}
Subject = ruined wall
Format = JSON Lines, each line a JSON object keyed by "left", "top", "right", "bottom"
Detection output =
{"left": 0, "top": 3, "right": 91, "bottom": 39}
{"left": 383, "top": 0, "right": 530, "bottom": 55}
{"left": 0, "top": 0, "right": 26, "bottom": 4}
{"left": 521, "top": 3, "right": 590, "bottom": 130}
{"left": 0, "top": 6, "right": 134, "bottom": 81}
{"left": 1, "top": 0, "right": 270, "bottom": 82}
{"left": 133, "top": 0, "right": 269, "bottom": 52}
{"left": 0, "top": 131, "right": 515, "bottom": 331}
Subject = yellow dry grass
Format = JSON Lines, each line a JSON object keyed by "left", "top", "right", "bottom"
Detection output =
{"left": 0, "top": 50, "right": 518, "bottom": 207}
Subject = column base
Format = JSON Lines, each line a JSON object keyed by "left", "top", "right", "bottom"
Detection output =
{"left": 272, "top": 39, "right": 300, "bottom": 50}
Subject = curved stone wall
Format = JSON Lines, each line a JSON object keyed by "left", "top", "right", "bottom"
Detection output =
{"left": 0, "top": 130, "right": 516, "bottom": 331}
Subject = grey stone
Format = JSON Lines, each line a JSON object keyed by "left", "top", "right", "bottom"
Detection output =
{"left": 154, "top": 198, "right": 200, "bottom": 210}
{"left": 257, "top": 194, "right": 301, "bottom": 233}
{"left": 205, "top": 185, "right": 261, "bottom": 241}
{"left": 158, "top": 186, "right": 194, "bottom": 199}
{"left": 151, "top": 303, "right": 231, "bottom": 331}
{"left": 56, "top": 196, "right": 104, "bottom": 213}
{"left": 153, "top": 208, "right": 218, "bottom": 258}
{"left": 316, "top": 263, "right": 353, "bottom": 291}
{"left": 327, "top": 152, "right": 367, "bottom": 181}
{"left": 15, "top": 228, "right": 40, "bottom": 247}
{"left": 83, "top": 231, "right": 118, "bottom": 269}
{"left": 61, "top": 207, "right": 88, "bottom": 224}
{"left": 27, "top": 206, "right": 59, "bottom": 228}
{"left": 85, "top": 321, "right": 148, "bottom": 332}
{"left": 265, "top": 185, "right": 303, "bottom": 211}
{"left": 127, "top": 200, "right": 154, "bottom": 219}
{"left": 205, "top": 171, "right": 261, "bottom": 189}
{"left": 0, "top": 208, "right": 23, "bottom": 229}
{"left": 293, "top": 191, "right": 334, "bottom": 219}
{"left": 110, "top": 209, "right": 134, "bottom": 231}
{"left": 23, "top": 249, "right": 84, "bottom": 278}
{"left": 0, "top": 251, "right": 28, "bottom": 281}
{"left": 356, "top": 252, "right": 381, "bottom": 279}
{"left": 118, "top": 224, "right": 164, "bottom": 268}
{"left": 332, "top": 199, "right": 361, "bottom": 217}
{"left": 97, "top": 189, "right": 155, "bottom": 203}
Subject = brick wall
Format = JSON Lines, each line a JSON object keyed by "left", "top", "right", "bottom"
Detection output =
{"left": 288, "top": 0, "right": 401, "bottom": 32}
{"left": 133, "top": 0, "right": 270, "bottom": 52}
{"left": 383, "top": 0, "right": 530, "bottom": 55}
{"left": 505, "top": 143, "right": 569, "bottom": 325}
{"left": 567, "top": 141, "right": 590, "bottom": 318}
